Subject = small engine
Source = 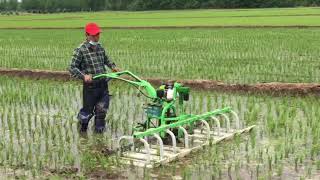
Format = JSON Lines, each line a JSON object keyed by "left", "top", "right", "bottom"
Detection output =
{"left": 156, "top": 82, "right": 174, "bottom": 101}
{"left": 156, "top": 82, "right": 189, "bottom": 102}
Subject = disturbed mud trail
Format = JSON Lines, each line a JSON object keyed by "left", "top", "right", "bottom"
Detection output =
{"left": 1, "top": 68, "right": 320, "bottom": 96}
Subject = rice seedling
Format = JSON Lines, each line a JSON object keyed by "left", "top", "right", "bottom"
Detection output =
{"left": 1, "top": 28, "right": 320, "bottom": 84}
{"left": 0, "top": 75, "right": 319, "bottom": 178}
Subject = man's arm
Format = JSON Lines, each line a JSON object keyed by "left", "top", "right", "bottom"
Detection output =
{"left": 69, "top": 48, "right": 85, "bottom": 80}
{"left": 103, "top": 49, "right": 119, "bottom": 72}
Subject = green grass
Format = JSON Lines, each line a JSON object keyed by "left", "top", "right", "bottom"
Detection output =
{"left": 1, "top": 28, "right": 320, "bottom": 83}
{"left": 0, "top": 7, "right": 320, "bottom": 28}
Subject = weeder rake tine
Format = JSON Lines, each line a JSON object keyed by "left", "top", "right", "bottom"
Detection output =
{"left": 153, "top": 133, "right": 164, "bottom": 160}
{"left": 200, "top": 120, "right": 211, "bottom": 141}
{"left": 117, "top": 136, "right": 134, "bottom": 155}
{"left": 230, "top": 110, "right": 240, "bottom": 129}
{"left": 210, "top": 116, "right": 221, "bottom": 136}
{"left": 166, "top": 129, "right": 177, "bottom": 153}
{"left": 179, "top": 126, "right": 189, "bottom": 149}
{"left": 221, "top": 113, "right": 231, "bottom": 132}
{"left": 139, "top": 138, "right": 151, "bottom": 163}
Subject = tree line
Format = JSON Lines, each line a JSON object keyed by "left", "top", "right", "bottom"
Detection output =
{"left": 0, "top": 0, "right": 319, "bottom": 12}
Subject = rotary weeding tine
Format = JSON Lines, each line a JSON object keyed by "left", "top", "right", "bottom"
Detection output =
{"left": 200, "top": 120, "right": 210, "bottom": 141}
{"left": 166, "top": 129, "right": 177, "bottom": 153}
{"left": 153, "top": 133, "right": 164, "bottom": 160}
{"left": 210, "top": 116, "right": 221, "bottom": 136}
{"left": 117, "top": 136, "right": 134, "bottom": 155}
{"left": 221, "top": 113, "right": 230, "bottom": 132}
{"left": 230, "top": 110, "right": 240, "bottom": 129}
{"left": 139, "top": 138, "right": 151, "bottom": 164}
{"left": 179, "top": 126, "right": 189, "bottom": 149}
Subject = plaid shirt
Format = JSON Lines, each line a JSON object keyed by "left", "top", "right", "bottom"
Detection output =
{"left": 69, "top": 41, "right": 116, "bottom": 80}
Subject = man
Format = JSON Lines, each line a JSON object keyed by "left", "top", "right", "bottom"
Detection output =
{"left": 69, "top": 22, "right": 119, "bottom": 134}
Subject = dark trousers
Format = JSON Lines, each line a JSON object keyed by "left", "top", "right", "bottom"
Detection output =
{"left": 77, "top": 79, "right": 110, "bottom": 133}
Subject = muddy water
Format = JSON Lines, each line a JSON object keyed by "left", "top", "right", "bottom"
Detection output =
{"left": 83, "top": 91, "right": 320, "bottom": 180}
{"left": 1, "top": 78, "right": 319, "bottom": 179}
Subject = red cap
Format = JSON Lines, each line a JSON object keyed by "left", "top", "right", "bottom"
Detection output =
{"left": 85, "top": 23, "right": 101, "bottom": 36}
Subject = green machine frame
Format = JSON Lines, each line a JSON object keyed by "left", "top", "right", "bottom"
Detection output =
{"left": 94, "top": 71, "right": 231, "bottom": 139}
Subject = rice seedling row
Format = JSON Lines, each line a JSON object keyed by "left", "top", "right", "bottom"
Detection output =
{"left": 1, "top": 28, "right": 320, "bottom": 84}
{"left": 0, "top": 76, "right": 319, "bottom": 178}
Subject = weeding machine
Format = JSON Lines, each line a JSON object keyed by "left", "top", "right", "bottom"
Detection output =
{"left": 94, "top": 71, "right": 255, "bottom": 168}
